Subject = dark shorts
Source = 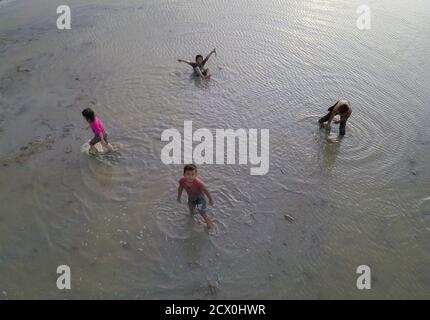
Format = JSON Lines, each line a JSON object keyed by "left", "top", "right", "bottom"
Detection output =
{"left": 90, "top": 132, "right": 108, "bottom": 146}
{"left": 188, "top": 196, "right": 207, "bottom": 216}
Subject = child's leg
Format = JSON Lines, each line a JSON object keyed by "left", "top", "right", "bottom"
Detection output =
{"left": 102, "top": 133, "right": 114, "bottom": 152}
{"left": 188, "top": 201, "right": 197, "bottom": 215}
{"left": 339, "top": 121, "right": 347, "bottom": 136}
{"left": 89, "top": 136, "right": 101, "bottom": 154}
{"left": 195, "top": 197, "right": 213, "bottom": 229}
{"left": 201, "top": 213, "right": 214, "bottom": 229}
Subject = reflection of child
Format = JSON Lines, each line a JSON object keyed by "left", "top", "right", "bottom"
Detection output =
{"left": 177, "top": 164, "right": 214, "bottom": 229}
{"left": 82, "top": 108, "right": 113, "bottom": 153}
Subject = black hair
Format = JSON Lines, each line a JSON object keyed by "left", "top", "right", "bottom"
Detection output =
{"left": 195, "top": 55, "right": 203, "bottom": 62}
{"left": 184, "top": 164, "right": 197, "bottom": 174}
{"left": 82, "top": 108, "right": 95, "bottom": 122}
{"left": 339, "top": 104, "right": 349, "bottom": 114}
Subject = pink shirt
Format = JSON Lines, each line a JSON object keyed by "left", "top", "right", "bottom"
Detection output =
{"left": 90, "top": 117, "right": 105, "bottom": 135}
{"left": 179, "top": 177, "right": 204, "bottom": 201}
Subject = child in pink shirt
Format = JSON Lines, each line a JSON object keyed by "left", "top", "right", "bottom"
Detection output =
{"left": 82, "top": 108, "right": 113, "bottom": 154}
{"left": 177, "top": 164, "right": 214, "bottom": 229}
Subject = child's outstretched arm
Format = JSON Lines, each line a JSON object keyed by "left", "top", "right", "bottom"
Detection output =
{"left": 177, "top": 59, "right": 193, "bottom": 66}
{"left": 202, "top": 186, "right": 214, "bottom": 206}
{"left": 177, "top": 185, "right": 184, "bottom": 203}
{"left": 203, "top": 48, "right": 216, "bottom": 64}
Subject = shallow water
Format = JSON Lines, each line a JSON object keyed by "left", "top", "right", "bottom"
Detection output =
{"left": 1, "top": 0, "right": 430, "bottom": 299}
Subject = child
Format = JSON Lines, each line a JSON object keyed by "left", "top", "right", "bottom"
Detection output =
{"left": 82, "top": 107, "right": 114, "bottom": 154}
{"left": 177, "top": 164, "right": 214, "bottom": 229}
{"left": 318, "top": 98, "right": 352, "bottom": 136}
{"left": 177, "top": 48, "right": 216, "bottom": 79}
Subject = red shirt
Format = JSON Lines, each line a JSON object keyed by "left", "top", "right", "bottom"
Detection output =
{"left": 90, "top": 117, "right": 105, "bottom": 135}
{"left": 179, "top": 177, "right": 204, "bottom": 201}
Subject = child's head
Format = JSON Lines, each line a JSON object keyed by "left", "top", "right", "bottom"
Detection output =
{"left": 195, "top": 55, "right": 203, "bottom": 65}
{"left": 338, "top": 104, "right": 349, "bottom": 116}
{"left": 82, "top": 108, "right": 95, "bottom": 123}
{"left": 183, "top": 164, "right": 197, "bottom": 182}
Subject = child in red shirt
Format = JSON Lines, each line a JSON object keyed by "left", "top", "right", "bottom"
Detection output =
{"left": 82, "top": 107, "right": 113, "bottom": 154}
{"left": 177, "top": 164, "right": 214, "bottom": 229}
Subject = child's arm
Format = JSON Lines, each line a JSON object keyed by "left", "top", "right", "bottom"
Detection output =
{"left": 177, "top": 59, "right": 193, "bottom": 66}
{"left": 193, "top": 67, "right": 206, "bottom": 78}
{"left": 177, "top": 185, "right": 184, "bottom": 203}
{"left": 202, "top": 186, "right": 214, "bottom": 206}
{"left": 203, "top": 48, "right": 216, "bottom": 64}
{"left": 326, "top": 104, "right": 341, "bottom": 128}
{"left": 192, "top": 66, "right": 210, "bottom": 79}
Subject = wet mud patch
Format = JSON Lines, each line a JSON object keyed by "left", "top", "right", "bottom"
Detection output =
{"left": 1, "top": 134, "right": 55, "bottom": 166}
{"left": 0, "top": 23, "right": 50, "bottom": 53}
{"left": 0, "top": 59, "right": 34, "bottom": 97}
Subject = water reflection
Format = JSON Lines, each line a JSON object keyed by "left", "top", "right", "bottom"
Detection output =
{"left": 317, "top": 128, "right": 341, "bottom": 175}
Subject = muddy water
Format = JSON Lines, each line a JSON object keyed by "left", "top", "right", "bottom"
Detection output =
{"left": 0, "top": 0, "right": 430, "bottom": 299}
